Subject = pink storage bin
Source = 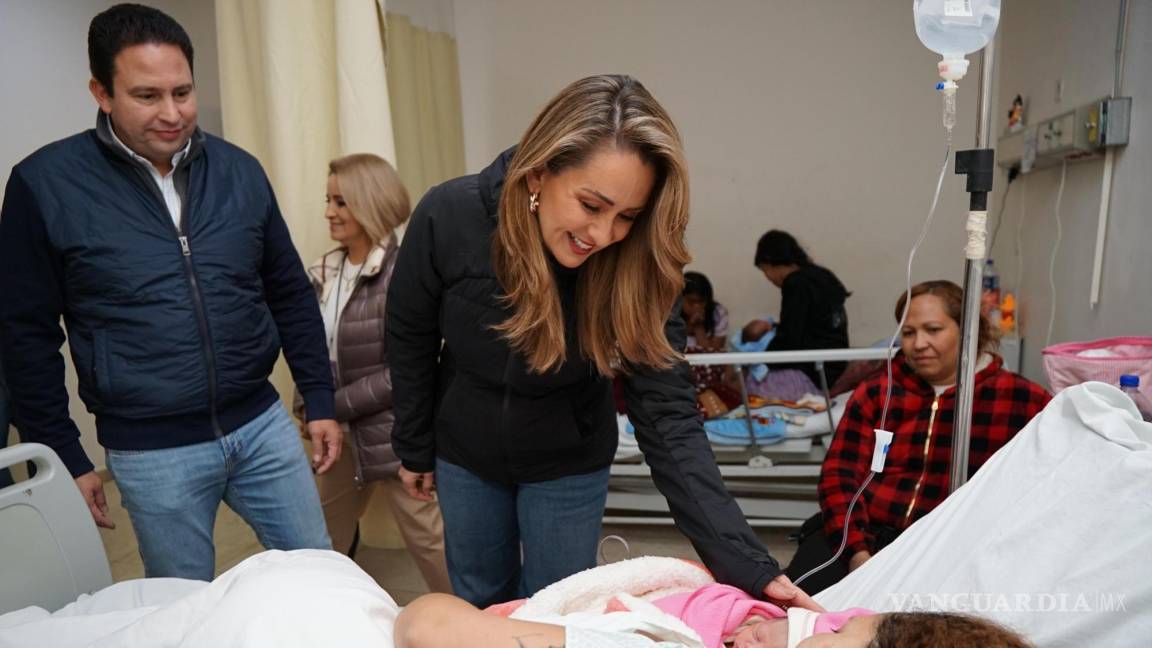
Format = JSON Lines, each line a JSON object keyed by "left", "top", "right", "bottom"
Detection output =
{"left": 1042, "top": 336, "right": 1152, "bottom": 398}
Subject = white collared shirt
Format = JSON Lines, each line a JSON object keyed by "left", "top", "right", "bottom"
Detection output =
{"left": 108, "top": 124, "right": 191, "bottom": 231}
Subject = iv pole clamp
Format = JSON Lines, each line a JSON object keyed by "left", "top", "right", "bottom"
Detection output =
{"left": 950, "top": 147, "right": 995, "bottom": 496}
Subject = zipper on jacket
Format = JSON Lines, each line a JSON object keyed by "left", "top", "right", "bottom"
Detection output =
{"left": 333, "top": 251, "right": 365, "bottom": 486}
{"left": 348, "top": 425, "right": 364, "bottom": 487}
{"left": 172, "top": 220, "right": 224, "bottom": 438}
{"left": 903, "top": 394, "right": 941, "bottom": 526}
{"left": 127, "top": 161, "right": 224, "bottom": 438}
{"left": 500, "top": 353, "right": 514, "bottom": 441}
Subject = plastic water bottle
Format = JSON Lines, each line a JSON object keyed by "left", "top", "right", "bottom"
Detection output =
{"left": 981, "top": 258, "right": 1000, "bottom": 319}
{"left": 913, "top": 0, "right": 1002, "bottom": 135}
{"left": 1119, "top": 375, "right": 1152, "bottom": 423}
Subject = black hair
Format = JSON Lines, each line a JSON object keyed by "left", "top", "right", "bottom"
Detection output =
{"left": 88, "top": 4, "right": 194, "bottom": 95}
{"left": 753, "top": 229, "right": 811, "bottom": 267}
{"left": 682, "top": 271, "right": 717, "bottom": 336}
{"left": 754, "top": 229, "right": 852, "bottom": 298}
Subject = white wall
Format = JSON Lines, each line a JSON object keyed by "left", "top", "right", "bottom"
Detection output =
{"left": 453, "top": 0, "right": 983, "bottom": 352}
{"left": 989, "top": 0, "right": 1152, "bottom": 385}
{"left": 0, "top": 0, "right": 222, "bottom": 467}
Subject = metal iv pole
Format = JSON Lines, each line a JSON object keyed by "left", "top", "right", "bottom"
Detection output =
{"left": 950, "top": 36, "right": 997, "bottom": 495}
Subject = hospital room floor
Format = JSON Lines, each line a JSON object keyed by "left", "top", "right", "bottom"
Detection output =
{"left": 96, "top": 480, "right": 798, "bottom": 605}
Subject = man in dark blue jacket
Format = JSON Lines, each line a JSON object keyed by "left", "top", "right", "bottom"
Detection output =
{"left": 0, "top": 4, "right": 341, "bottom": 580}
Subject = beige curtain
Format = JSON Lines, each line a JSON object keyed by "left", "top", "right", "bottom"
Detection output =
{"left": 384, "top": 7, "right": 466, "bottom": 203}
{"left": 215, "top": 0, "right": 402, "bottom": 548}
{"left": 215, "top": 0, "right": 396, "bottom": 266}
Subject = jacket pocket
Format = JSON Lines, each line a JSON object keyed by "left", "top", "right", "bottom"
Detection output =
{"left": 92, "top": 329, "right": 113, "bottom": 399}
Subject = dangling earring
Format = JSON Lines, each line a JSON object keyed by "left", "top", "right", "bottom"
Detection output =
{"left": 529, "top": 192, "right": 540, "bottom": 216}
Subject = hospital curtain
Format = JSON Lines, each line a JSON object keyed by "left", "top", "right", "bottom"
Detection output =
{"left": 215, "top": 0, "right": 396, "bottom": 267}
{"left": 215, "top": 0, "right": 403, "bottom": 549}
{"left": 384, "top": 0, "right": 466, "bottom": 203}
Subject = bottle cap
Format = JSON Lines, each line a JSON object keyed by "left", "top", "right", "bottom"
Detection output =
{"left": 1120, "top": 375, "right": 1140, "bottom": 388}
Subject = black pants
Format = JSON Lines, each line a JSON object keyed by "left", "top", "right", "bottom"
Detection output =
{"left": 785, "top": 513, "right": 902, "bottom": 595}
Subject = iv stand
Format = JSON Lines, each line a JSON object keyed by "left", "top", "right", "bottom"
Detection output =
{"left": 950, "top": 37, "right": 997, "bottom": 495}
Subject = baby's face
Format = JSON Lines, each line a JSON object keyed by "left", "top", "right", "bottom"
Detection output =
{"left": 730, "top": 617, "right": 788, "bottom": 648}
{"left": 730, "top": 614, "right": 883, "bottom": 648}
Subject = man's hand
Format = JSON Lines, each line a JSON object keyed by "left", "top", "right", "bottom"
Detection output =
{"left": 848, "top": 550, "right": 872, "bottom": 572}
{"left": 399, "top": 466, "right": 435, "bottom": 501}
{"left": 306, "top": 419, "right": 342, "bottom": 474}
{"left": 74, "top": 471, "right": 115, "bottom": 529}
{"left": 763, "top": 573, "right": 825, "bottom": 612}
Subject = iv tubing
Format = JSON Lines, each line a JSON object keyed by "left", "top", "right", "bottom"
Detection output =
{"left": 879, "top": 142, "right": 952, "bottom": 432}
{"left": 793, "top": 472, "right": 875, "bottom": 587}
{"left": 794, "top": 141, "right": 952, "bottom": 588}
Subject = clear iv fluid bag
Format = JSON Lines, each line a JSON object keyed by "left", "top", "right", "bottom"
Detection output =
{"left": 913, "top": 0, "right": 1001, "bottom": 59}
{"left": 914, "top": 0, "right": 1001, "bottom": 136}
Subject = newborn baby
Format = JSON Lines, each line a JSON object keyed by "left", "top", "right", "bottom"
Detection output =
{"left": 726, "top": 607, "right": 877, "bottom": 647}
{"left": 651, "top": 583, "right": 872, "bottom": 648}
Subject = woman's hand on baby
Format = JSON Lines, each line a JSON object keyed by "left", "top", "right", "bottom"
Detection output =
{"left": 763, "top": 574, "right": 826, "bottom": 612}
{"left": 399, "top": 466, "right": 436, "bottom": 501}
{"left": 848, "top": 550, "right": 872, "bottom": 572}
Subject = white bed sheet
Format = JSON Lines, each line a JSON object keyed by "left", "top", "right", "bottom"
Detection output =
{"left": 0, "top": 551, "right": 703, "bottom": 648}
{"left": 0, "top": 551, "right": 398, "bottom": 648}
{"left": 0, "top": 579, "right": 205, "bottom": 648}
{"left": 815, "top": 382, "right": 1152, "bottom": 647}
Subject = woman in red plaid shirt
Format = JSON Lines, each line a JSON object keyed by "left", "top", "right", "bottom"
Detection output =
{"left": 786, "top": 280, "right": 1050, "bottom": 594}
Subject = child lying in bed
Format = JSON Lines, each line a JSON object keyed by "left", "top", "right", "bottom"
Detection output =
{"left": 0, "top": 550, "right": 1031, "bottom": 648}
{"left": 396, "top": 591, "right": 1034, "bottom": 648}
{"left": 397, "top": 556, "right": 1033, "bottom": 648}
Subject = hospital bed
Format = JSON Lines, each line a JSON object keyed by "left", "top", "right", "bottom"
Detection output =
{"left": 605, "top": 347, "right": 889, "bottom": 528}
{"left": 0, "top": 443, "right": 112, "bottom": 615}
{"left": 0, "top": 383, "right": 1145, "bottom": 648}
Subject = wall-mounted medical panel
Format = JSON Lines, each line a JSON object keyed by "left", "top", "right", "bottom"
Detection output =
{"left": 997, "top": 97, "right": 1131, "bottom": 171}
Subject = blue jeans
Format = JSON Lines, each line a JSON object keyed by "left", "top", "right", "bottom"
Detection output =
{"left": 435, "top": 458, "right": 610, "bottom": 607}
{"left": 106, "top": 402, "right": 330, "bottom": 580}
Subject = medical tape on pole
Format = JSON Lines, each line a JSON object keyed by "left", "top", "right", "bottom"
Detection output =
{"left": 964, "top": 210, "right": 988, "bottom": 259}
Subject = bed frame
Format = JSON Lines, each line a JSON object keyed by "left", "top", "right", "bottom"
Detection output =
{"left": 605, "top": 347, "right": 890, "bottom": 528}
{"left": 0, "top": 443, "right": 112, "bottom": 614}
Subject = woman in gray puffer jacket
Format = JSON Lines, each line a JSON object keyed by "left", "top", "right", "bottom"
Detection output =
{"left": 301, "top": 153, "right": 450, "bottom": 593}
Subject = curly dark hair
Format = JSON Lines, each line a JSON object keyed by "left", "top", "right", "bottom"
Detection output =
{"left": 870, "top": 612, "right": 1034, "bottom": 648}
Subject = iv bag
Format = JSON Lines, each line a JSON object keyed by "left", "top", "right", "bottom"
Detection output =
{"left": 913, "top": 0, "right": 1001, "bottom": 58}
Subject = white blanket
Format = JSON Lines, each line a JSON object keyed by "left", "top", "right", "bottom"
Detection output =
{"left": 816, "top": 382, "right": 1152, "bottom": 647}
{"left": 0, "top": 551, "right": 702, "bottom": 648}
{"left": 0, "top": 550, "right": 398, "bottom": 648}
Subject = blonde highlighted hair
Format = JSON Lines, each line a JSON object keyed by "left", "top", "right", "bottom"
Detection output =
{"left": 328, "top": 153, "right": 410, "bottom": 245}
{"left": 492, "top": 74, "right": 691, "bottom": 376}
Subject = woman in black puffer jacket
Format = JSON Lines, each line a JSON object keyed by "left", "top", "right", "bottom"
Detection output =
{"left": 387, "top": 75, "right": 819, "bottom": 611}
